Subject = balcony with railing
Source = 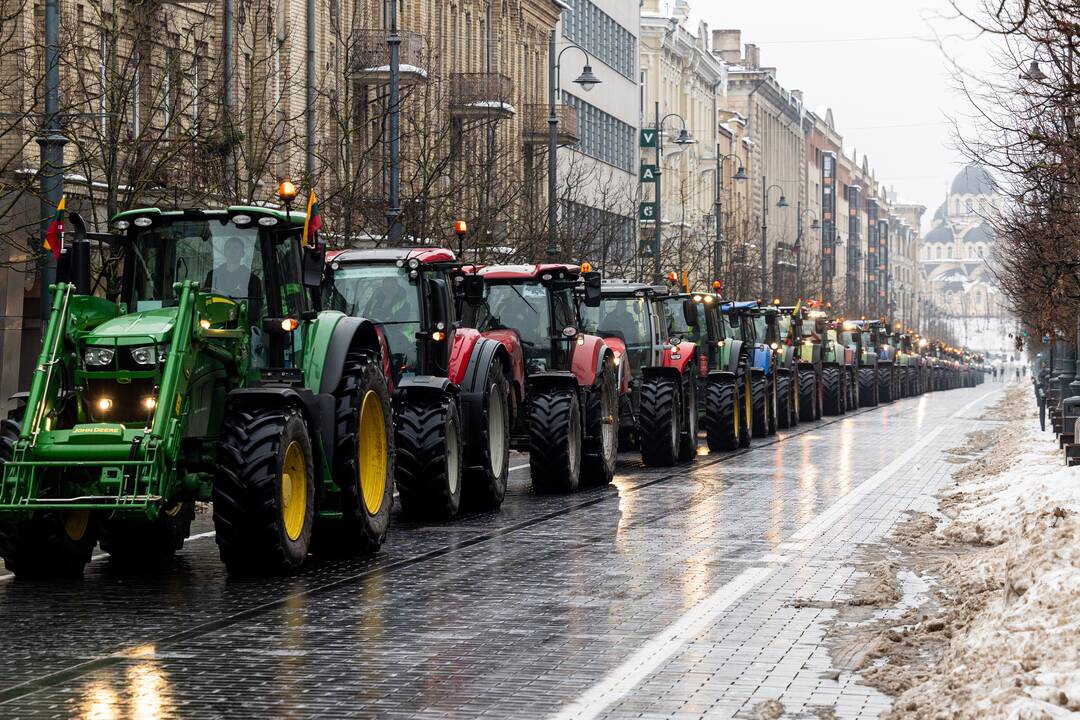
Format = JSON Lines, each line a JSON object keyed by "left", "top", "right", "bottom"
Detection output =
{"left": 521, "top": 104, "right": 578, "bottom": 146}
{"left": 351, "top": 30, "right": 428, "bottom": 85}
{"left": 449, "top": 73, "right": 515, "bottom": 120}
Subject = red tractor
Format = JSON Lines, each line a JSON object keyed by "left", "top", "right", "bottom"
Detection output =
{"left": 459, "top": 264, "right": 619, "bottom": 492}
{"left": 578, "top": 281, "right": 701, "bottom": 466}
{"left": 325, "top": 248, "right": 512, "bottom": 520}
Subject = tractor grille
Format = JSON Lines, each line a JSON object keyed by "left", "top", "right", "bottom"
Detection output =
{"left": 83, "top": 377, "right": 158, "bottom": 424}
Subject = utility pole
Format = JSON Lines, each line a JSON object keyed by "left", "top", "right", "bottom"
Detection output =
{"left": 37, "top": 0, "right": 65, "bottom": 324}
{"left": 547, "top": 30, "right": 558, "bottom": 257}
{"left": 306, "top": 0, "right": 316, "bottom": 181}
{"left": 387, "top": 0, "right": 402, "bottom": 244}
{"left": 223, "top": 0, "right": 234, "bottom": 193}
{"left": 653, "top": 102, "right": 662, "bottom": 284}
{"left": 760, "top": 176, "right": 767, "bottom": 299}
{"left": 714, "top": 143, "right": 722, "bottom": 283}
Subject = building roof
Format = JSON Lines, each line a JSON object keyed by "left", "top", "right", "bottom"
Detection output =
{"left": 933, "top": 202, "right": 947, "bottom": 222}
{"left": 963, "top": 223, "right": 993, "bottom": 244}
{"left": 950, "top": 163, "right": 996, "bottom": 196}
{"left": 924, "top": 225, "right": 954, "bottom": 244}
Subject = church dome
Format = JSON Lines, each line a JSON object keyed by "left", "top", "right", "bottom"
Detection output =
{"left": 933, "top": 202, "right": 947, "bottom": 221}
{"left": 924, "top": 225, "right": 954, "bottom": 245}
{"left": 950, "top": 163, "right": 995, "bottom": 196}
{"left": 963, "top": 223, "right": 993, "bottom": 243}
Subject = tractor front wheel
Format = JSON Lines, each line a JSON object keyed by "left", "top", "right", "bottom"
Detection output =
{"left": 878, "top": 366, "right": 893, "bottom": 404}
{"left": 638, "top": 376, "right": 681, "bottom": 466}
{"left": 99, "top": 501, "right": 194, "bottom": 565}
{"left": 798, "top": 369, "right": 817, "bottom": 422}
{"left": 463, "top": 366, "right": 511, "bottom": 509}
{"left": 582, "top": 356, "right": 618, "bottom": 486}
{"left": 777, "top": 373, "right": 793, "bottom": 430}
{"left": 858, "top": 367, "right": 878, "bottom": 407}
{"left": 396, "top": 396, "right": 463, "bottom": 520}
{"left": 751, "top": 377, "right": 769, "bottom": 438}
{"left": 529, "top": 389, "right": 582, "bottom": 493}
{"left": 821, "top": 367, "right": 842, "bottom": 416}
{"left": 214, "top": 408, "right": 316, "bottom": 574}
{"left": 676, "top": 374, "right": 699, "bottom": 462}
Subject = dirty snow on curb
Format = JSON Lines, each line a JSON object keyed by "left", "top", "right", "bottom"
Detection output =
{"left": 889, "top": 390, "right": 1080, "bottom": 718}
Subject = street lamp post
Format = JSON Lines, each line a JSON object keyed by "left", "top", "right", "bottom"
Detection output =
{"left": 547, "top": 34, "right": 600, "bottom": 259}
{"left": 713, "top": 148, "right": 747, "bottom": 286}
{"left": 760, "top": 178, "right": 787, "bottom": 300}
{"left": 795, "top": 201, "right": 820, "bottom": 302}
{"left": 652, "top": 103, "right": 695, "bottom": 283}
{"left": 386, "top": 0, "right": 404, "bottom": 244}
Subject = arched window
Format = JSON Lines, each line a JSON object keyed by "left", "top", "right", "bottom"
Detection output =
{"left": 965, "top": 199, "right": 973, "bottom": 213}
{"left": 936, "top": 246, "right": 942, "bottom": 259}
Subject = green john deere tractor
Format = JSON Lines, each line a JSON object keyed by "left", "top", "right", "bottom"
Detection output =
{"left": 0, "top": 206, "right": 394, "bottom": 578}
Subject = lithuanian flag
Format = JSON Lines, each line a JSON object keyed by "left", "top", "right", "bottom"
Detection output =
{"left": 43, "top": 195, "right": 66, "bottom": 260}
{"left": 302, "top": 190, "right": 322, "bottom": 247}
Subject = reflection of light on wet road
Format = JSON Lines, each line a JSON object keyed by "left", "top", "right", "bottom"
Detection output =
{"left": 836, "top": 420, "right": 854, "bottom": 496}
{"left": 129, "top": 661, "right": 173, "bottom": 720}
{"left": 679, "top": 477, "right": 723, "bottom": 608}
{"left": 766, "top": 441, "right": 786, "bottom": 546}
{"left": 81, "top": 681, "right": 119, "bottom": 720}
{"left": 797, "top": 435, "right": 818, "bottom": 524}
{"left": 614, "top": 477, "right": 636, "bottom": 540}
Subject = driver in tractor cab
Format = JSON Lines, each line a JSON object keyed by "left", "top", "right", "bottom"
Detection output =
{"left": 205, "top": 234, "right": 266, "bottom": 367}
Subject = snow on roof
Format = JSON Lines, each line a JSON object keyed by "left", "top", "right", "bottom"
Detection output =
{"left": 359, "top": 64, "right": 428, "bottom": 77}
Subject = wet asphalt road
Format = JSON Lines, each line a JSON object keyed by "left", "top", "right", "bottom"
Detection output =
{"left": 0, "top": 384, "right": 1002, "bottom": 719}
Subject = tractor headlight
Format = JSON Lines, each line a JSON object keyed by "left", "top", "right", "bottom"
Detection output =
{"left": 130, "top": 345, "right": 160, "bottom": 366}
{"left": 84, "top": 347, "right": 115, "bottom": 366}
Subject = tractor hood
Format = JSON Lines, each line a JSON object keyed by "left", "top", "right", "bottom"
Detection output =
{"left": 85, "top": 307, "right": 178, "bottom": 346}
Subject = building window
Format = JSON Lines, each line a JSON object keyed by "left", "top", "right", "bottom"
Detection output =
{"left": 562, "top": 0, "right": 636, "bottom": 80}
{"left": 562, "top": 92, "right": 634, "bottom": 172}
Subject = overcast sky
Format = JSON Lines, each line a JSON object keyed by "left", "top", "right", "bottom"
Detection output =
{"left": 687, "top": 0, "right": 1000, "bottom": 234}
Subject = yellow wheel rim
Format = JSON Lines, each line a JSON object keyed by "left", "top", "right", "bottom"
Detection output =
{"left": 63, "top": 510, "right": 90, "bottom": 542}
{"left": 358, "top": 390, "right": 387, "bottom": 516}
{"left": 281, "top": 441, "right": 308, "bottom": 542}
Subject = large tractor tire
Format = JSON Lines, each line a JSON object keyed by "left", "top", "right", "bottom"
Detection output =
{"left": 463, "top": 366, "right": 511, "bottom": 509}
{"left": 639, "top": 376, "right": 681, "bottom": 467}
{"left": 676, "top": 374, "right": 699, "bottom": 462}
{"left": 313, "top": 353, "right": 393, "bottom": 557}
{"left": 704, "top": 378, "right": 741, "bottom": 452}
{"left": 878, "top": 366, "right": 893, "bottom": 404}
{"left": 858, "top": 367, "right": 878, "bottom": 407}
{"left": 776, "top": 373, "right": 793, "bottom": 430}
{"left": 798, "top": 369, "right": 817, "bottom": 422}
{"left": 0, "top": 409, "right": 97, "bottom": 579}
{"left": 738, "top": 374, "right": 753, "bottom": 448}
{"left": 214, "top": 407, "right": 316, "bottom": 574}
{"left": 396, "top": 396, "right": 463, "bottom": 520}
{"left": 821, "top": 366, "right": 843, "bottom": 416}
{"left": 529, "top": 389, "right": 582, "bottom": 493}
{"left": 99, "top": 501, "right": 194, "bottom": 564}
{"left": 582, "top": 356, "right": 618, "bottom": 486}
{"left": 751, "top": 377, "right": 769, "bottom": 438}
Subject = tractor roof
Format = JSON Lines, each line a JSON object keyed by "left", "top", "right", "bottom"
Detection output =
{"left": 598, "top": 280, "right": 670, "bottom": 297}
{"left": 477, "top": 263, "right": 580, "bottom": 281}
{"left": 329, "top": 247, "right": 457, "bottom": 265}
{"left": 721, "top": 301, "right": 761, "bottom": 313}
{"left": 112, "top": 206, "right": 306, "bottom": 226}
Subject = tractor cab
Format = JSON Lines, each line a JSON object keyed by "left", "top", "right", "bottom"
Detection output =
{"left": 325, "top": 247, "right": 468, "bottom": 387}
{"left": 578, "top": 281, "right": 670, "bottom": 377}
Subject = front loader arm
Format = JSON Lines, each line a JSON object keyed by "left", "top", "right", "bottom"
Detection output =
{"left": 20, "top": 282, "right": 73, "bottom": 445}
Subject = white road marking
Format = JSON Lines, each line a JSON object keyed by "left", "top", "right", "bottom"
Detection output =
{"left": 509, "top": 463, "right": 530, "bottom": 472}
{"left": 550, "top": 424, "right": 947, "bottom": 720}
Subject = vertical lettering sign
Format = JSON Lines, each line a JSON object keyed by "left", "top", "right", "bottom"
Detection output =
{"left": 821, "top": 152, "right": 836, "bottom": 279}
{"left": 847, "top": 185, "right": 861, "bottom": 304}
{"left": 879, "top": 220, "right": 889, "bottom": 303}
{"left": 866, "top": 199, "right": 878, "bottom": 311}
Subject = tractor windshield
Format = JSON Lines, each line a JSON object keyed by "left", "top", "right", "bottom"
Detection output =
{"left": 580, "top": 296, "right": 651, "bottom": 372}
{"left": 719, "top": 312, "right": 741, "bottom": 341}
{"left": 660, "top": 298, "right": 702, "bottom": 344}
{"left": 752, "top": 315, "right": 767, "bottom": 343}
{"left": 777, "top": 316, "right": 793, "bottom": 342}
{"left": 326, "top": 264, "right": 421, "bottom": 375}
{"left": 129, "top": 219, "right": 264, "bottom": 312}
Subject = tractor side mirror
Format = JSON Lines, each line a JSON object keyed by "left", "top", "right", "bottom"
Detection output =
{"left": 582, "top": 271, "right": 602, "bottom": 307}
{"left": 682, "top": 299, "right": 699, "bottom": 327}
{"left": 66, "top": 211, "right": 92, "bottom": 295}
{"left": 461, "top": 274, "right": 485, "bottom": 305}
{"left": 302, "top": 245, "right": 325, "bottom": 289}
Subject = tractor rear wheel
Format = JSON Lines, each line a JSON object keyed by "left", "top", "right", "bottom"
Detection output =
{"left": 676, "top": 374, "right": 699, "bottom": 462}
{"left": 738, "top": 374, "right": 752, "bottom": 447}
{"left": 751, "top": 377, "right": 769, "bottom": 438}
{"left": 463, "top": 366, "right": 511, "bottom": 509}
{"left": 529, "top": 389, "right": 582, "bottom": 493}
{"left": 0, "top": 409, "right": 97, "bottom": 579}
{"left": 821, "top": 367, "right": 842, "bottom": 416}
{"left": 314, "top": 352, "right": 393, "bottom": 557}
{"left": 396, "top": 396, "right": 463, "bottom": 520}
{"left": 214, "top": 408, "right": 315, "bottom": 574}
{"left": 798, "top": 369, "right": 816, "bottom": 422}
{"left": 704, "top": 378, "right": 740, "bottom": 452}
{"left": 777, "top": 374, "right": 793, "bottom": 430}
{"left": 639, "top": 376, "right": 681, "bottom": 466}
{"left": 582, "top": 356, "right": 618, "bottom": 486}
{"left": 99, "top": 501, "right": 194, "bottom": 564}
{"left": 858, "top": 367, "right": 878, "bottom": 407}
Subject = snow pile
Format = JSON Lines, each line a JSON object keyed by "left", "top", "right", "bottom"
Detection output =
{"left": 887, "top": 390, "right": 1080, "bottom": 718}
